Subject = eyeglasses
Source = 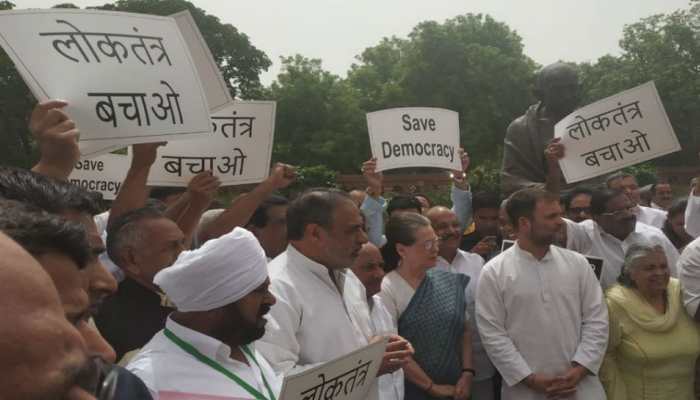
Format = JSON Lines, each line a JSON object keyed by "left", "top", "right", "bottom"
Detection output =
{"left": 600, "top": 206, "right": 635, "bottom": 218}
{"left": 419, "top": 238, "right": 440, "bottom": 250}
{"left": 568, "top": 207, "right": 591, "bottom": 215}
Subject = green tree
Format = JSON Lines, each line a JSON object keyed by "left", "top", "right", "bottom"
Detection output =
{"left": 268, "top": 55, "right": 367, "bottom": 172}
{"left": 579, "top": 6, "right": 700, "bottom": 166}
{"left": 0, "top": 0, "right": 270, "bottom": 168}
{"left": 348, "top": 14, "right": 538, "bottom": 165}
{"left": 93, "top": 0, "right": 270, "bottom": 99}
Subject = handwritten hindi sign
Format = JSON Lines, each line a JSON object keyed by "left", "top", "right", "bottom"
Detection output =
{"left": 555, "top": 81, "right": 680, "bottom": 183}
{"left": 68, "top": 152, "right": 130, "bottom": 200}
{"left": 170, "top": 10, "right": 232, "bottom": 113}
{"left": 146, "top": 101, "right": 275, "bottom": 186}
{"left": 0, "top": 9, "right": 211, "bottom": 146}
{"left": 279, "top": 339, "right": 386, "bottom": 400}
{"left": 367, "top": 107, "right": 461, "bottom": 172}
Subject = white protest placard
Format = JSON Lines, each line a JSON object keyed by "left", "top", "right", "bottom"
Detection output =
{"left": 367, "top": 107, "right": 461, "bottom": 172}
{"left": 0, "top": 9, "right": 212, "bottom": 146}
{"left": 555, "top": 81, "right": 680, "bottom": 183}
{"left": 146, "top": 100, "right": 275, "bottom": 186}
{"left": 170, "top": 10, "right": 232, "bottom": 113}
{"left": 68, "top": 152, "right": 131, "bottom": 200}
{"left": 279, "top": 339, "right": 386, "bottom": 400}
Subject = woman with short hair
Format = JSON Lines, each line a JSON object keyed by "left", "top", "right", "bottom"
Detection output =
{"left": 379, "top": 212, "right": 472, "bottom": 400}
{"left": 600, "top": 243, "right": 700, "bottom": 400}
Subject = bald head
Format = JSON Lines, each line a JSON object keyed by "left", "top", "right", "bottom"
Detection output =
{"left": 535, "top": 62, "right": 580, "bottom": 118}
{"left": 350, "top": 242, "right": 385, "bottom": 298}
{"left": 426, "top": 206, "right": 461, "bottom": 256}
{"left": 0, "top": 232, "right": 92, "bottom": 399}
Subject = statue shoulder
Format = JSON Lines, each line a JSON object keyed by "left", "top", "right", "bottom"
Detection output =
{"left": 506, "top": 103, "right": 540, "bottom": 138}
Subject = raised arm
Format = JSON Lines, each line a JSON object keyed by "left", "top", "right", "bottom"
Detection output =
{"left": 360, "top": 158, "right": 386, "bottom": 247}
{"left": 196, "top": 163, "right": 296, "bottom": 243}
{"left": 451, "top": 148, "right": 473, "bottom": 232}
{"left": 29, "top": 100, "right": 80, "bottom": 181}
{"left": 107, "top": 142, "right": 163, "bottom": 227}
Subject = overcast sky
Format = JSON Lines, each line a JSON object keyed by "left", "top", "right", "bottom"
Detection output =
{"left": 16, "top": 0, "right": 692, "bottom": 85}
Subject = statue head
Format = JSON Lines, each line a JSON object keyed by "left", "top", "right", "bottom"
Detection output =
{"left": 534, "top": 62, "right": 580, "bottom": 118}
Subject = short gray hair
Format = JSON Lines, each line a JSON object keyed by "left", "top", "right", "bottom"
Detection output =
{"left": 617, "top": 243, "right": 665, "bottom": 287}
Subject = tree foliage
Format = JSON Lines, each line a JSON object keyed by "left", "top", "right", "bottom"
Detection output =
{"left": 347, "top": 14, "right": 538, "bottom": 165}
{"left": 0, "top": 0, "right": 270, "bottom": 168}
{"left": 578, "top": 6, "right": 700, "bottom": 165}
{"left": 267, "top": 55, "right": 367, "bottom": 172}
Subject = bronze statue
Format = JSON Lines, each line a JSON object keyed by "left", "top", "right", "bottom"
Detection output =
{"left": 501, "top": 62, "right": 581, "bottom": 195}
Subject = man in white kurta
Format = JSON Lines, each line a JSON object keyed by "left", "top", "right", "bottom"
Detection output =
{"left": 127, "top": 228, "right": 282, "bottom": 400}
{"left": 476, "top": 188, "right": 608, "bottom": 400}
{"left": 685, "top": 186, "right": 700, "bottom": 238}
{"left": 257, "top": 189, "right": 412, "bottom": 400}
{"left": 128, "top": 317, "right": 281, "bottom": 400}
{"left": 564, "top": 189, "right": 679, "bottom": 289}
{"left": 679, "top": 237, "right": 700, "bottom": 321}
{"left": 607, "top": 173, "right": 667, "bottom": 229}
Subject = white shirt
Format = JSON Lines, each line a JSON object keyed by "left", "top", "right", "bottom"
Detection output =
{"left": 475, "top": 243, "right": 608, "bottom": 400}
{"left": 685, "top": 192, "right": 700, "bottom": 238}
{"left": 257, "top": 245, "right": 378, "bottom": 399}
{"left": 127, "top": 317, "right": 282, "bottom": 400}
{"left": 435, "top": 250, "right": 495, "bottom": 382}
{"left": 565, "top": 219, "right": 679, "bottom": 289}
{"left": 635, "top": 205, "right": 666, "bottom": 229}
{"left": 679, "top": 237, "right": 700, "bottom": 317}
{"left": 369, "top": 295, "right": 404, "bottom": 400}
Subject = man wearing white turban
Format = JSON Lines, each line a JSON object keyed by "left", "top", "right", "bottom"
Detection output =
{"left": 126, "top": 227, "right": 281, "bottom": 400}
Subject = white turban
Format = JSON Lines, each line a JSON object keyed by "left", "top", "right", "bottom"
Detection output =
{"left": 154, "top": 227, "right": 268, "bottom": 312}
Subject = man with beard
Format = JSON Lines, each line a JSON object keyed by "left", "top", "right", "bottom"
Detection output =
{"left": 476, "top": 188, "right": 608, "bottom": 400}
{"left": 258, "top": 188, "right": 413, "bottom": 400}
{"left": 127, "top": 228, "right": 281, "bottom": 399}
{"left": 426, "top": 206, "right": 496, "bottom": 400}
{"left": 564, "top": 188, "right": 680, "bottom": 289}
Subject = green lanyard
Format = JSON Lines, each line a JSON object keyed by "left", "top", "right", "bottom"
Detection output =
{"left": 164, "top": 328, "right": 276, "bottom": 400}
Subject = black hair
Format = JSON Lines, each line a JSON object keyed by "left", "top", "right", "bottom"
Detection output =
{"left": 248, "top": 195, "right": 289, "bottom": 228}
{"left": 0, "top": 199, "right": 90, "bottom": 269}
{"left": 381, "top": 212, "right": 431, "bottom": 271}
{"left": 506, "top": 188, "right": 559, "bottom": 228}
{"left": 472, "top": 191, "right": 502, "bottom": 213}
{"left": 286, "top": 188, "right": 352, "bottom": 241}
{"left": 106, "top": 206, "right": 165, "bottom": 266}
{"left": 387, "top": 195, "right": 422, "bottom": 216}
{"left": 663, "top": 198, "right": 689, "bottom": 250}
{"left": 590, "top": 188, "right": 626, "bottom": 216}
{"left": 0, "top": 166, "right": 101, "bottom": 216}
{"left": 563, "top": 186, "right": 594, "bottom": 210}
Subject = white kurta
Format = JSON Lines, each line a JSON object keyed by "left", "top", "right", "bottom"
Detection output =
{"left": 257, "top": 245, "right": 378, "bottom": 399}
{"left": 635, "top": 205, "right": 666, "bottom": 229}
{"left": 126, "top": 317, "right": 282, "bottom": 400}
{"left": 679, "top": 237, "right": 700, "bottom": 317}
{"left": 565, "top": 219, "right": 679, "bottom": 289}
{"left": 369, "top": 295, "right": 404, "bottom": 400}
{"left": 685, "top": 192, "right": 700, "bottom": 239}
{"left": 476, "top": 243, "right": 608, "bottom": 400}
